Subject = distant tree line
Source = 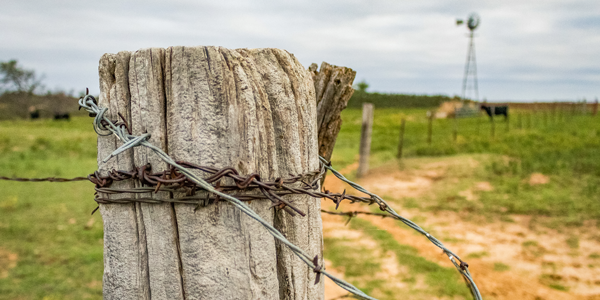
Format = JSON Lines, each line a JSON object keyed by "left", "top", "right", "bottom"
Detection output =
{"left": 0, "top": 60, "right": 84, "bottom": 120}
{"left": 348, "top": 80, "right": 460, "bottom": 109}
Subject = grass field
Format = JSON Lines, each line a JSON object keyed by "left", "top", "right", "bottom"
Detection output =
{"left": 0, "top": 107, "right": 599, "bottom": 299}
{"left": 0, "top": 118, "right": 101, "bottom": 299}
{"left": 332, "top": 108, "right": 600, "bottom": 226}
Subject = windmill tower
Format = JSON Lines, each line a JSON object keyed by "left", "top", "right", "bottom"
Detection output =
{"left": 456, "top": 13, "right": 481, "bottom": 101}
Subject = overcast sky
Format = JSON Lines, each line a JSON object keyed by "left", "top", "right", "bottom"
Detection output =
{"left": 1, "top": 0, "right": 599, "bottom": 101}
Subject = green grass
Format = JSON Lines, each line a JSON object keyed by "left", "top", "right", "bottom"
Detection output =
{"left": 493, "top": 262, "right": 510, "bottom": 272}
{"left": 566, "top": 236, "right": 580, "bottom": 249}
{"left": 466, "top": 251, "right": 489, "bottom": 259}
{"left": 331, "top": 108, "right": 600, "bottom": 225}
{"left": 332, "top": 108, "right": 600, "bottom": 174}
{"left": 1, "top": 105, "right": 599, "bottom": 298}
{"left": 0, "top": 117, "right": 101, "bottom": 299}
{"left": 539, "top": 274, "right": 570, "bottom": 291}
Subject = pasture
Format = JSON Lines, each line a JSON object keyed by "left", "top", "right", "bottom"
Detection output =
{"left": 0, "top": 107, "right": 599, "bottom": 299}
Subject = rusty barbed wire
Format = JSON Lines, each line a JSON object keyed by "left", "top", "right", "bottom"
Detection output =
{"left": 76, "top": 91, "right": 378, "bottom": 300}
{"left": 85, "top": 160, "right": 387, "bottom": 215}
{"left": 87, "top": 161, "right": 325, "bottom": 217}
{"left": 0, "top": 176, "right": 88, "bottom": 182}
{"left": 0, "top": 90, "right": 482, "bottom": 300}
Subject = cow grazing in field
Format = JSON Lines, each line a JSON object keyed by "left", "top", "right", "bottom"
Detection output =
{"left": 53, "top": 113, "right": 70, "bottom": 121}
{"left": 28, "top": 106, "right": 40, "bottom": 119}
{"left": 30, "top": 110, "right": 40, "bottom": 119}
{"left": 481, "top": 105, "right": 509, "bottom": 120}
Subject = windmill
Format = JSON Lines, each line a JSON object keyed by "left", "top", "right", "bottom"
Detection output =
{"left": 456, "top": 13, "right": 481, "bottom": 101}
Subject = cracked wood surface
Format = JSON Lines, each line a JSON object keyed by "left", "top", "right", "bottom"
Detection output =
{"left": 309, "top": 62, "right": 356, "bottom": 162}
{"left": 97, "top": 46, "right": 330, "bottom": 300}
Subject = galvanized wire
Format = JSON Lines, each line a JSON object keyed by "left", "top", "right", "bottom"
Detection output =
{"left": 319, "top": 156, "right": 482, "bottom": 300}
{"left": 78, "top": 94, "right": 378, "bottom": 300}
{"left": 78, "top": 92, "right": 482, "bottom": 299}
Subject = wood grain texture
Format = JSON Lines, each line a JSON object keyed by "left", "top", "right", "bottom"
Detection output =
{"left": 99, "top": 46, "right": 326, "bottom": 300}
{"left": 165, "top": 45, "right": 283, "bottom": 300}
{"left": 245, "top": 49, "right": 322, "bottom": 300}
{"left": 98, "top": 51, "right": 150, "bottom": 300}
{"left": 309, "top": 62, "right": 356, "bottom": 162}
{"left": 129, "top": 48, "right": 185, "bottom": 300}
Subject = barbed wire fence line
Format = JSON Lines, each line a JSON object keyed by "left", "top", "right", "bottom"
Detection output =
{"left": 0, "top": 92, "right": 482, "bottom": 300}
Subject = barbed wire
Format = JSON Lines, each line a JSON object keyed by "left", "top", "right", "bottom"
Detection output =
{"left": 320, "top": 209, "right": 391, "bottom": 225}
{"left": 0, "top": 176, "right": 88, "bottom": 182}
{"left": 77, "top": 92, "right": 379, "bottom": 300}
{"left": 0, "top": 90, "right": 482, "bottom": 300}
{"left": 87, "top": 161, "right": 324, "bottom": 217}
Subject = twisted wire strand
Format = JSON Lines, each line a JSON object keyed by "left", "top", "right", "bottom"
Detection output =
{"left": 80, "top": 92, "right": 482, "bottom": 300}
{"left": 78, "top": 94, "right": 378, "bottom": 300}
{"left": 319, "top": 157, "right": 482, "bottom": 300}
{"left": 0, "top": 176, "right": 88, "bottom": 182}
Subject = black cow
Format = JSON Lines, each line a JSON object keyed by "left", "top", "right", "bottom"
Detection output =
{"left": 30, "top": 110, "right": 40, "bottom": 119}
{"left": 53, "top": 113, "right": 70, "bottom": 121}
{"left": 481, "top": 105, "right": 508, "bottom": 120}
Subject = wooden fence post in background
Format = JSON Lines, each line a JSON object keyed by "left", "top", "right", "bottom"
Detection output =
{"left": 559, "top": 104, "right": 564, "bottom": 122}
{"left": 490, "top": 114, "right": 495, "bottom": 138}
{"left": 453, "top": 108, "right": 458, "bottom": 141}
{"left": 397, "top": 118, "right": 406, "bottom": 159}
{"left": 427, "top": 110, "right": 433, "bottom": 145}
{"left": 97, "top": 47, "right": 348, "bottom": 300}
{"left": 357, "top": 103, "right": 374, "bottom": 178}
{"left": 476, "top": 113, "right": 480, "bottom": 135}
{"left": 593, "top": 99, "right": 598, "bottom": 116}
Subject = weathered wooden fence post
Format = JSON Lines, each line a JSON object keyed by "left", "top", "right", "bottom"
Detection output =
{"left": 490, "top": 111, "right": 495, "bottom": 138}
{"left": 97, "top": 47, "right": 348, "bottom": 300}
{"left": 453, "top": 108, "right": 458, "bottom": 141}
{"left": 427, "top": 110, "right": 433, "bottom": 144}
{"left": 476, "top": 111, "right": 481, "bottom": 135}
{"left": 357, "top": 103, "right": 374, "bottom": 178}
{"left": 397, "top": 118, "right": 406, "bottom": 159}
{"left": 309, "top": 62, "right": 356, "bottom": 187}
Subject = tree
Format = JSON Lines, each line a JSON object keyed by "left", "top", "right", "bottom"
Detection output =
{"left": 0, "top": 60, "right": 44, "bottom": 94}
{"left": 354, "top": 80, "right": 369, "bottom": 93}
